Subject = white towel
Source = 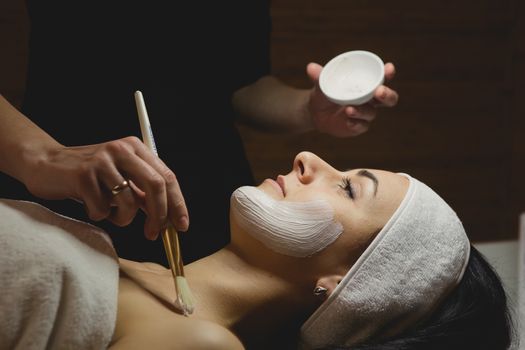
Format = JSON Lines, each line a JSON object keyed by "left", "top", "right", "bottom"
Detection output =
{"left": 300, "top": 174, "right": 471, "bottom": 349}
{"left": 0, "top": 199, "right": 119, "bottom": 350}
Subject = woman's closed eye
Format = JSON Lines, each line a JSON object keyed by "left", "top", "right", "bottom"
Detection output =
{"left": 339, "top": 177, "right": 355, "bottom": 200}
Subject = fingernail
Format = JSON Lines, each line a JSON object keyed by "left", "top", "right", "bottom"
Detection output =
{"left": 177, "top": 216, "right": 189, "bottom": 232}
{"left": 347, "top": 107, "right": 355, "bottom": 116}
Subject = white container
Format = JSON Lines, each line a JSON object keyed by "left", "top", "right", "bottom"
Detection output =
{"left": 319, "top": 50, "right": 385, "bottom": 106}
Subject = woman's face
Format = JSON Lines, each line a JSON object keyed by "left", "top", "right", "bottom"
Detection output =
{"left": 230, "top": 151, "right": 409, "bottom": 276}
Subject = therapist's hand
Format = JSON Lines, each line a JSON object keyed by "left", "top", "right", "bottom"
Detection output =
{"left": 23, "top": 136, "right": 188, "bottom": 239}
{"left": 306, "top": 62, "right": 399, "bottom": 138}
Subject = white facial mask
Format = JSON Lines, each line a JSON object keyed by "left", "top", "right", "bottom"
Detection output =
{"left": 230, "top": 186, "right": 343, "bottom": 257}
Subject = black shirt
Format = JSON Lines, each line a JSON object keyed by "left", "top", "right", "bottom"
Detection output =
{"left": 1, "top": 1, "right": 271, "bottom": 264}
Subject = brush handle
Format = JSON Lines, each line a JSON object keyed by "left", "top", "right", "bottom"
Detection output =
{"left": 162, "top": 224, "right": 185, "bottom": 277}
{"left": 134, "top": 90, "right": 194, "bottom": 316}
{"left": 134, "top": 90, "right": 184, "bottom": 277}
{"left": 134, "top": 90, "right": 158, "bottom": 156}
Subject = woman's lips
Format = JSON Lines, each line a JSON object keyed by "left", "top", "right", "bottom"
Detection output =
{"left": 265, "top": 178, "right": 285, "bottom": 197}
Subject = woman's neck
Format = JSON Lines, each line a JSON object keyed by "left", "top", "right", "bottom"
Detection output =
{"left": 186, "top": 245, "right": 316, "bottom": 344}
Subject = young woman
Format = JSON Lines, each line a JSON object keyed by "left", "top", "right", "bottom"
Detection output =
{"left": 0, "top": 152, "right": 513, "bottom": 350}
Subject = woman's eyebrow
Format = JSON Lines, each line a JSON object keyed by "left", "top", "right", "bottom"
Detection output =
{"left": 357, "top": 170, "right": 378, "bottom": 196}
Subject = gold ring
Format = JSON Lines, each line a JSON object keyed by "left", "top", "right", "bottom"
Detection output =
{"left": 111, "top": 180, "right": 129, "bottom": 196}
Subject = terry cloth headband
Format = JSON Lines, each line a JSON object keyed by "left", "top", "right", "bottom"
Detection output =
{"left": 300, "top": 174, "right": 471, "bottom": 349}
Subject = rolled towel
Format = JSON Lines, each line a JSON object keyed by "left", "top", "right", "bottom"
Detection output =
{"left": 0, "top": 199, "right": 119, "bottom": 350}
{"left": 300, "top": 174, "right": 470, "bottom": 349}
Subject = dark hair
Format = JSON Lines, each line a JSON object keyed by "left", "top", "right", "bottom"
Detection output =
{"left": 323, "top": 246, "right": 515, "bottom": 350}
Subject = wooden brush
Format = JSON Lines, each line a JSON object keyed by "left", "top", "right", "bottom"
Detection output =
{"left": 134, "top": 90, "right": 195, "bottom": 316}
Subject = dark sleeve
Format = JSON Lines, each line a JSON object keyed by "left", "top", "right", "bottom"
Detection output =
{"left": 229, "top": 0, "right": 272, "bottom": 91}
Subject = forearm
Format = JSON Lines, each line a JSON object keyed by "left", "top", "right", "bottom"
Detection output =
{"left": 0, "top": 94, "right": 61, "bottom": 184}
{"left": 232, "top": 76, "right": 314, "bottom": 133}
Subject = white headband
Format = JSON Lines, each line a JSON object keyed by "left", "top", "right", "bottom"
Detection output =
{"left": 300, "top": 174, "right": 470, "bottom": 349}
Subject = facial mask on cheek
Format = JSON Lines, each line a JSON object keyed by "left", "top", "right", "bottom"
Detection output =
{"left": 230, "top": 186, "right": 343, "bottom": 257}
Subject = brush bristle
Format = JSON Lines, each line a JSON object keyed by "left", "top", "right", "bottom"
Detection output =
{"left": 174, "top": 276, "right": 195, "bottom": 316}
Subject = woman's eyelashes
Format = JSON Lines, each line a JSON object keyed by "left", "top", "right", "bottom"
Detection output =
{"left": 339, "top": 177, "right": 355, "bottom": 200}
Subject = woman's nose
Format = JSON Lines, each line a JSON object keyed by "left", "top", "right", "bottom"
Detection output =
{"left": 293, "top": 151, "right": 332, "bottom": 184}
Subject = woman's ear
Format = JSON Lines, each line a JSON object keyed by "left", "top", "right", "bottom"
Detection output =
{"left": 315, "top": 274, "right": 345, "bottom": 300}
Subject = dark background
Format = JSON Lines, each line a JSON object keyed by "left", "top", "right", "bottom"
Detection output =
{"left": 1, "top": 0, "right": 523, "bottom": 243}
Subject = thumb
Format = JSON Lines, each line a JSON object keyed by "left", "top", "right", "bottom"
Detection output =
{"left": 306, "top": 62, "right": 323, "bottom": 84}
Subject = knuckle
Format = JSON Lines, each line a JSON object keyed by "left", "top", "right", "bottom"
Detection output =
{"left": 76, "top": 162, "right": 93, "bottom": 178}
{"left": 173, "top": 197, "right": 186, "bottom": 209}
{"left": 76, "top": 170, "right": 95, "bottom": 188}
{"left": 91, "top": 152, "right": 112, "bottom": 168}
{"left": 162, "top": 169, "right": 178, "bottom": 185}
{"left": 157, "top": 214, "right": 168, "bottom": 226}
{"left": 105, "top": 139, "right": 131, "bottom": 155}
{"left": 148, "top": 173, "right": 166, "bottom": 192}
{"left": 122, "top": 136, "right": 143, "bottom": 148}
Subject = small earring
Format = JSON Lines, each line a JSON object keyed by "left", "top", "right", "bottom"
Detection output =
{"left": 313, "top": 286, "right": 327, "bottom": 297}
